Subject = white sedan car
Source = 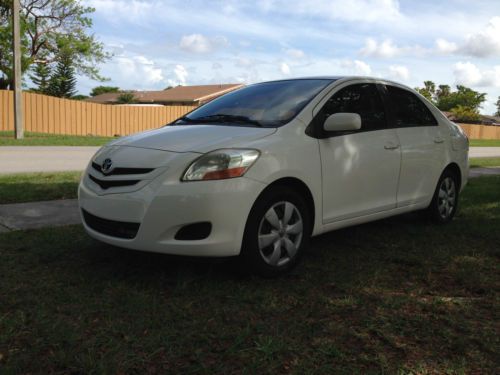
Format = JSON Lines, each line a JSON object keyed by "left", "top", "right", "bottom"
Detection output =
{"left": 79, "top": 77, "right": 469, "bottom": 276}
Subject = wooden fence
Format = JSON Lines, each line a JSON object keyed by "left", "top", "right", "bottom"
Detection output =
{"left": 0, "top": 90, "right": 197, "bottom": 137}
{"left": 458, "top": 123, "right": 500, "bottom": 140}
{"left": 1, "top": 90, "right": 500, "bottom": 139}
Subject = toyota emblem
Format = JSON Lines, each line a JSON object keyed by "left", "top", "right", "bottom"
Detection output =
{"left": 101, "top": 158, "right": 113, "bottom": 174}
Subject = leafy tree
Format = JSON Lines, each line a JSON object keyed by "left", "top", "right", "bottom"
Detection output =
{"left": 495, "top": 96, "right": 500, "bottom": 117}
{"left": 436, "top": 84, "right": 450, "bottom": 100}
{"left": 47, "top": 52, "right": 76, "bottom": 98}
{"left": 437, "top": 85, "right": 486, "bottom": 112}
{"left": 416, "top": 80, "right": 436, "bottom": 102}
{"left": 450, "top": 105, "right": 481, "bottom": 123}
{"left": 116, "top": 92, "right": 137, "bottom": 104}
{"left": 29, "top": 60, "right": 51, "bottom": 93}
{"left": 0, "top": 0, "right": 110, "bottom": 89}
{"left": 90, "top": 85, "right": 120, "bottom": 97}
{"left": 72, "top": 94, "right": 88, "bottom": 100}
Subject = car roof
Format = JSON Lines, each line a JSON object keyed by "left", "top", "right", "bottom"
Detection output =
{"left": 257, "top": 76, "right": 414, "bottom": 91}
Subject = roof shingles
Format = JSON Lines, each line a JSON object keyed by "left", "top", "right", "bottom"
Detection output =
{"left": 87, "top": 84, "right": 243, "bottom": 105}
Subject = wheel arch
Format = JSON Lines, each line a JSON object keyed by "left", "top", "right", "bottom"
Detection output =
{"left": 443, "top": 162, "right": 462, "bottom": 190}
{"left": 255, "top": 177, "right": 316, "bottom": 235}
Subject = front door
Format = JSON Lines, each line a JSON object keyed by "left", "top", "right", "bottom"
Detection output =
{"left": 317, "top": 83, "right": 401, "bottom": 223}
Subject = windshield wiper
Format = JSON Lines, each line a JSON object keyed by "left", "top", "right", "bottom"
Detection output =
{"left": 189, "top": 114, "right": 263, "bottom": 127}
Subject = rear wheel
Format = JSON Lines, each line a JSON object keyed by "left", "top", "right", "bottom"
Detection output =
{"left": 427, "top": 169, "right": 459, "bottom": 223}
{"left": 240, "top": 187, "right": 311, "bottom": 276}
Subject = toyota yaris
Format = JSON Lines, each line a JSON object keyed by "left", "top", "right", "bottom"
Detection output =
{"left": 79, "top": 77, "right": 469, "bottom": 276}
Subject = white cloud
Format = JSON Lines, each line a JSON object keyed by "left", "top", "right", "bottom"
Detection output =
{"left": 340, "top": 60, "right": 372, "bottom": 76}
{"left": 280, "top": 62, "right": 291, "bottom": 75}
{"left": 436, "top": 17, "right": 500, "bottom": 58}
{"left": 360, "top": 38, "right": 425, "bottom": 58}
{"left": 453, "top": 62, "right": 500, "bottom": 88}
{"left": 167, "top": 64, "right": 188, "bottom": 86}
{"left": 388, "top": 65, "right": 409, "bottom": 80}
{"left": 285, "top": 48, "right": 305, "bottom": 59}
{"left": 435, "top": 38, "right": 458, "bottom": 54}
{"left": 360, "top": 38, "right": 397, "bottom": 58}
{"left": 179, "top": 34, "right": 228, "bottom": 54}
{"left": 116, "top": 55, "right": 163, "bottom": 86}
{"left": 459, "top": 17, "right": 500, "bottom": 57}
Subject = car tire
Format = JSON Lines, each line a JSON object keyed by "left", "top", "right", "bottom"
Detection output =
{"left": 427, "top": 169, "right": 460, "bottom": 223}
{"left": 239, "top": 186, "right": 311, "bottom": 277}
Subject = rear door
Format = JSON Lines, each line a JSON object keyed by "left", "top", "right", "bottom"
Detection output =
{"left": 382, "top": 85, "right": 446, "bottom": 207}
{"left": 317, "top": 83, "right": 402, "bottom": 223}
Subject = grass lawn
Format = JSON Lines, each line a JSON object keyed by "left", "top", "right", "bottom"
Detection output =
{"left": 469, "top": 157, "right": 500, "bottom": 168}
{"left": 469, "top": 139, "right": 500, "bottom": 147}
{"left": 0, "top": 172, "right": 81, "bottom": 204}
{"left": 0, "top": 176, "right": 498, "bottom": 373}
{"left": 0, "top": 131, "right": 113, "bottom": 146}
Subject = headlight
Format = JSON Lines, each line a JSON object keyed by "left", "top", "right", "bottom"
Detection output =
{"left": 182, "top": 149, "right": 260, "bottom": 181}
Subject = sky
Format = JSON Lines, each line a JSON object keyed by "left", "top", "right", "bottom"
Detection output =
{"left": 79, "top": 0, "right": 500, "bottom": 115}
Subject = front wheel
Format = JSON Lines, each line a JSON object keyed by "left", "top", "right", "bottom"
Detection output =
{"left": 239, "top": 187, "right": 311, "bottom": 276}
{"left": 427, "top": 170, "right": 460, "bottom": 223}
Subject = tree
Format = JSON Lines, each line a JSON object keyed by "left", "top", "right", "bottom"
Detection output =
{"left": 0, "top": 0, "right": 110, "bottom": 89}
{"left": 436, "top": 84, "right": 450, "bottom": 100}
{"left": 72, "top": 94, "right": 88, "bottom": 100}
{"left": 47, "top": 52, "right": 76, "bottom": 98}
{"left": 29, "top": 60, "right": 51, "bottom": 94}
{"left": 437, "top": 85, "right": 486, "bottom": 112}
{"left": 90, "top": 85, "right": 120, "bottom": 97}
{"left": 416, "top": 80, "right": 436, "bottom": 102}
{"left": 116, "top": 92, "right": 137, "bottom": 104}
{"left": 495, "top": 96, "right": 500, "bottom": 117}
{"left": 450, "top": 105, "right": 481, "bottom": 123}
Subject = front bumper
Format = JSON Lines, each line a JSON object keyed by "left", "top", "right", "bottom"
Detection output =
{"left": 78, "top": 175, "right": 266, "bottom": 257}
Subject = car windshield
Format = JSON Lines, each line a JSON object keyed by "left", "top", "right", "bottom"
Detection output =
{"left": 173, "top": 79, "right": 334, "bottom": 128}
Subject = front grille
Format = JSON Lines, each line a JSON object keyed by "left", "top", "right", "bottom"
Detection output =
{"left": 82, "top": 209, "right": 140, "bottom": 239}
{"left": 92, "top": 162, "right": 154, "bottom": 176}
{"left": 89, "top": 174, "right": 140, "bottom": 190}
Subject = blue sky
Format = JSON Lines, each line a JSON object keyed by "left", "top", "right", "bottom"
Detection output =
{"left": 80, "top": 0, "right": 500, "bottom": 114}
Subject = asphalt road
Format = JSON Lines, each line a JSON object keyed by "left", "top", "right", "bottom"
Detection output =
{"left": 0, "top": 146, "right": 499, "bottom": 174}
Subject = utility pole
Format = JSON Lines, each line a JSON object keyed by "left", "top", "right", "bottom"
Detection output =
{"left": 12, "top": 0, "right": 24, "bottom": 139}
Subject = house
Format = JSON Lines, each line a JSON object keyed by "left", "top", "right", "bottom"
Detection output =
{"left": 86, "top": 84, "right": 244, "bottom": 106}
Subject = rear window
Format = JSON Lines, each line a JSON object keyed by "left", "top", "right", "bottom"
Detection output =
{"left": 386, "top": 85, "right": 438, "bottom": 127}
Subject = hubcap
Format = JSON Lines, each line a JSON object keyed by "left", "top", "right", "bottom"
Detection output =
{"left": 258, "top": 201, "right": 303, "bottom": 267}
{"left": 438, "top": 177, "right": 456, "bottom": 219}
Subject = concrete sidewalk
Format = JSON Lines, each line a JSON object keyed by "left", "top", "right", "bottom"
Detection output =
{"left": 0, "top": 146, "right": 99, "bottom": 174}
{"left": 469, "top": 147, "right": 500, "bottom": 158}
{"left": 0, "top": 167, "right": 499, "bottom": 233}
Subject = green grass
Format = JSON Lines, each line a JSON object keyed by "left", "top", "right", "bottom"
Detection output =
{"left": 0, "top": 176, "right": 499, "bottom": 373}
{"left": 470, "top": 157, "right": 500, "bottom": 168}
{"left": 469, "top": 139, "right": 500, "bottom": 147}
{"left": 0, "top": 172, "right": 81, "bottom": 204}
{"left": 0, "top": 131, "right": 113, "bottom": 146}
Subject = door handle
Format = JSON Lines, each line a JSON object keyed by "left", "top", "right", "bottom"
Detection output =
{"left": 384, "top": 142, "right": 400, "bottom": 150}
{"left": 434, "top": 137, "right": 444, "bottom": 144}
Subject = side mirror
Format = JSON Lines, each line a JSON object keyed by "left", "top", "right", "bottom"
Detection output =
{"left": 323, "top": 113, "right": 361, "bottom": 132}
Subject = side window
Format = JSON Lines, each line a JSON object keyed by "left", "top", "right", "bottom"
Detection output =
{"left": 386, "top": 85, "right": 438, "bottom": 127}
{"left": 318, "top": 83, "right": 387, "bottom": 132}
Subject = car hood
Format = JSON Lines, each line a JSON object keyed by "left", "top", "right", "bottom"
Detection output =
{"left": 108, "top": 125, "right": 277, "bottom": 153}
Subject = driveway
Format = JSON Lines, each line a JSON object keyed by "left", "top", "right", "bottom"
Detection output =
{"left": 0, "top": 146, "right": 99, "bottom": 174}
{"left": 0, "top": 146, "right": 499, "bottom": 174}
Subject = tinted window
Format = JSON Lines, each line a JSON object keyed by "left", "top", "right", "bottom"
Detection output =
{"left": 174, "top": 79, "right": 333, "bottom": 128}
{"left": 318, "top": 83, "right": 387, "bottom": 132}
{"left": 386, "top": 85, "right": 438, "bottom": 127}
